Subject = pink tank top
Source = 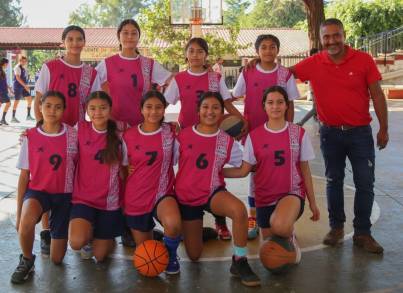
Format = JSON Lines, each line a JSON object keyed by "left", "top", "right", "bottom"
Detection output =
{"left": 175, "top": 127, "right": 233, "bottom": 206}
{"left": 123, "top": 123, "right": 175, "bottom": 215}
{"left": 243, "top": 65, "right": 291, "bottom": 131}
{"left": 105, "top": 54, "right": 154, "bottom": 126}
{"left": 249, "top": 123, "right": 306, "bottom": 207}
{"left": 174, "top": 71, "right": 220, "bottom": 128}
{"left": 27, "top": 124, "right": 78, "bottom": 194}
{"left": 72, "top": 121, "right": 122, "bottom": 210}
{"left": 46, "top": 59, "right": 97, "bottom": 126}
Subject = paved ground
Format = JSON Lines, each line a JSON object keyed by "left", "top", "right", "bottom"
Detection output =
{"left": 0, "top": 100, "right": 402, "bottom": 292}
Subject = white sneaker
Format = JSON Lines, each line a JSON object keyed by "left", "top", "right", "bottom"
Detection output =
{"left": 291, "top": 233, "right": 301, "bottom": 264}
{"left": 80, "top": 244, "right": 93, "bottom": 260}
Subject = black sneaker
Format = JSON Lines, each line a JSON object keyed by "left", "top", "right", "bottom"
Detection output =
{"left": 40, "top": 230, "right": 51, "bottom": 256}
{"left": 202, "top": 227, "right": 218, "bottom": 242}
{"left": 1, "top": 119, "right": 8, "bottom": 125}
{"left": 230, "top": 255, "right": 261, "bottom": 287}
{"left": 10, "top": 254, "right": 35, "bottom": 284}
{"left": 11, "top": 117, "right": 20, "bottom": 123}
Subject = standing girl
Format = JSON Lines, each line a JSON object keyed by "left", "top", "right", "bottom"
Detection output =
{"left": 175, "top": 91, "right": 260, "bottom": 287}
{"left": 224, "top": 86, "right": 320, "bottom": 264}
{"left": 165, "top": 37, "right": 245, "bottom": 240}
{"left": 0, "top": 58, "right": 12, "bottom": 125}
{"left": 232, "top": 34, "right": 300, "bottom": 239}
{"left": 123, "top": 90, "right": 181, "bottom": 274}
{"left": 12, "top": 91, "right": 77, "bottom": 284}
{"left": 68, "top": 91, "right": 124, "bottom": 262}
{"left": 34, "top": 25, "right": 100, "bottom": 253}
{"left": 96, "top": 19, "right": 171, "bottom": 126}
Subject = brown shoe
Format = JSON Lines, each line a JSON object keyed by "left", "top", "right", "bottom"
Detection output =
{"left": 353, "top": 235, "right": 384, "bottom": 254}
{"left": 323, "top": 228, "right": 344, "bottom": 246}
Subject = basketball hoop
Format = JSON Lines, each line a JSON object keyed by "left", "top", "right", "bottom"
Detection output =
{"left": 169, "top": 0, "right": 223, "bottom": 26}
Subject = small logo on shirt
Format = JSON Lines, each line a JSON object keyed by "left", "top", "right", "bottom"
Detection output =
{"left": 187, "top": 144, "right": 193, "bottom": 149}
{"left": 85, "top": 141, "right": 91, "bottom": 146}
{"left": 263, "top": 144, "right": 269, "bottom": 149}
{"left": 37, "top": 146, "right": 44, "bottom": 153}
{"left": 186, "top": 85, "right": 191, "bottom": 90}
{"left": 254, "top": 82, "right": 259, "bottom": 87}
{"left": 119, "top": 68, "right": 125, "bottom": 73}
{"left": 135, "top": 145, "right": 140, "bottom": 150}
{"left": 59, "top": 74, "right": 64, "bottom": 79}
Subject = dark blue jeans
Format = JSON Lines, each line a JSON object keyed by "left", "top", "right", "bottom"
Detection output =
{"left": 320, "top": 125, "right": 375, "bottom": 236}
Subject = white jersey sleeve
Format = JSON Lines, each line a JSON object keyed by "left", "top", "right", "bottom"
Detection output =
{"left": 151, "top": 61, "right": 171, "bottom": 85}
{"left": 232, "top": 72, "right": 246, "bottom": 98}
{"left": 219, "top": 75, "right": 232, "bottom": 101}
{"left": 286, "top": 74, "right": 300, "bottom": 101}
{"left": 228, "top": 141, "right": 243, "bottom": 167}
{"left": 242, "top": 135, "right": 257, "bottom": 165}
{"left": 14, "top": 64, "right": 21, "bottom": 76}
{"left": 34, "top": 63, "right": 50, "bottom": 94}
{"left": 16, "top": 137, "right": 29, "bottom": 170}
{"left": 164, "top": 78, "right": 180, "bottom": 105}
{"left": 90, "top": 73, "right": 102, "bottom": 92}
{"left": 95, "top": 60, "right": 107, "bottom": 85}
{"left": 121, "top": 140, "right": 129, "bottom": 166}
{"left": 300, "top": 132, "right": 315, "bottom": 161}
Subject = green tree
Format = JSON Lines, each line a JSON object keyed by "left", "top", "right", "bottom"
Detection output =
{"left": 69, "top": 0, "right": 146, "bottom": 27}
{"left": 242, "top": 0, "right": 306, "bottom": 28}
{"left": 326, "top": 0, "right": 403, "bottom": 42}
{"left": 223, "top": 0, "right": 250, "bottom": 27}
{"left": 0, "top": 0, "right": 23, "bottom": 26}
{"left": 138, "top": 0, "right": 246, "bottom": 66}
{"left": 27, "top": 50, "right": 59, "bottom": 77}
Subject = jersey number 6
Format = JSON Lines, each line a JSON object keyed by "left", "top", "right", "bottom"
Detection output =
{"left": 196, "top": 153, "right": 208, "bottom": 169}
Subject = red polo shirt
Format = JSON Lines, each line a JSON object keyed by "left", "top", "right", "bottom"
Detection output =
{"left": 294, "top": 46, "right": 381, "bottom": 126}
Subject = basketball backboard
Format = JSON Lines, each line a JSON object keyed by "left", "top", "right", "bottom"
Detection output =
{"left": 170, "top": 0, "right": 223, "bottom": 25}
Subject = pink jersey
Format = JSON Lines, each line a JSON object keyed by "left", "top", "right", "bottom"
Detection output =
{"left": 123, "top": 123, "right": 175, "bottom": 215}
{"left": 105, "top": 54, "right": 154, "bottom": 126}
{"left": 249, "top": 123, "right": 306, "bottom": 207}
{"left": 174, "top": 70, "right": 220, "bottom": 128}
{"left": 72, "top": 121, "right": 122, "bottom": 211}
{"left": 175, "top": 127, "right": 233, "bottom": 206}
{"left": 243, "top": 65, "right": 291, "bottom": 131}
{"left": 46, "top": 59, "right": 98, "bottom": 126}
{"left": 27, "top": 124, "right": 78, "bottom": 194}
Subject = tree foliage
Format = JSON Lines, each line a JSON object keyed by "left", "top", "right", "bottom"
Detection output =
{"left": 138, "top": 0, "right": 245, "bottom": 66}
{"left": 0, "top": 0, "right": 23, "bottom": 26}
{"left": 223, "top": 0, "right": 250, "bottom": 27}
{"left": 326, "top": 0, "right": 403, "bottom": 42}
{"left": 240, "top": 0, "right": 306, "bottom": 28}
{"left": 69, "top": 0, "right": 146, "bottom": 27}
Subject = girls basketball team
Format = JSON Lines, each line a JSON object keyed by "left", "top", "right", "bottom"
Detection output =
{"left": 12, "top": 20, "right": 320, "bottom": 287}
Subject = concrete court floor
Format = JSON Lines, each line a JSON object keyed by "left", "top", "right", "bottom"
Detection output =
{"left": 0, "top": 100, "right": 402, "bottom": 293}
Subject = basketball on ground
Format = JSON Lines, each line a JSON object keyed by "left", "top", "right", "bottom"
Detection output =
{"left": 133, "top": 240, "right": 169, "bottom": 277}
{"left": 219, "top": 114, "right": 244, "bottom": 138}
{"left": 259, "top": 236, "right": 297, "bottom": 273}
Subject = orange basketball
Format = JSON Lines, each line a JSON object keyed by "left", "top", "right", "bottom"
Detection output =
{"left": 259, "top": 237, "right": 297, "bottom": 273}
{"left": 133, "top": 240, "right": 169, "bottom": 277}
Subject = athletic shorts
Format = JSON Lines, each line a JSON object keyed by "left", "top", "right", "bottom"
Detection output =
{"left": 14, "top": 88, "right": 30, "bottom": 100}
{"left": 178, "top": 187, "right": 226, "bottom": 221}
{"left": 256, "top": 195, "right": 305, "bottom": 229}
{"left": 23, "top": 189, "right": 72, "bottom": 239}
{"left": 0, "top": 91, "right": 10, "bottom": 103}
{"left": 70, "top": 203, "right": 123, "bottom": 239}
{"left": 125, "top": 195, "right": 176, "bottom": 232}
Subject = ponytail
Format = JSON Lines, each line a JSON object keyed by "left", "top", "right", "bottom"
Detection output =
{"left": 102, "top": 119, "right": 121, "bottom": 165}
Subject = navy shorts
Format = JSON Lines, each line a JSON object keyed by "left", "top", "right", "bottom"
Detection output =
{"left": 125, "top": 195, "right": 176, "bottom": 232}
{"left": 14, "top": 88, "right": 30, "bottom": 100}
{"left": 70, "top": 204, "right": 123, "bottom": 239}
{"left": 23, "top": 189, "right": 71, "bottom": 239}
{"left": 0, "top": 91, "right": 10, "bottom": 103}
{"left": 256, "top": 195, "right": 305, "bottom": 229}
{"left": 179, "top": 187, "right": 226, "bottom": 221}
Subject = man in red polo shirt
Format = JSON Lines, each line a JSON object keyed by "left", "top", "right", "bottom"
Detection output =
{"left": 293, "top": 18, "right": 388, "bottom": 254}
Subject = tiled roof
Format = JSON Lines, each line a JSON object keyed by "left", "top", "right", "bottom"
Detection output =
{"left": 0, "top": 27, "right": 309, "bottom": 56}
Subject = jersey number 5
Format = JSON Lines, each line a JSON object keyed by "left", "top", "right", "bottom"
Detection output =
{"left": 274, "top": 150, "right": 285, "bottom": 166}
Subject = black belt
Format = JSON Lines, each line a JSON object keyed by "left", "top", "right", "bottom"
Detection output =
{"left": 320, "top": 122, "right": 367, "bottom": 131}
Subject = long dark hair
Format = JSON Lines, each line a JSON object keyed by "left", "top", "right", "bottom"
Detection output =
{"left": 86, "top": 91, "right": 121, "bottom": 165}
{"left": 62, "top": 25, "right": 85, "bottom": 41}
{"left": 117, "top": 19, "right": 141, "bottom": 53}
{"left": 36, "top": 90, "right": 66, "bottom": 127}
{"left": 0, "top": 58, "right": 8, "bottom": 79}
{"left": 140, "top": 90, "right": 167, "bottom": 125}
{"left": 262, "top": 86, "right": 289, "bottom": 108}
{"left": 185, "top": 37, "right": 209, "bottom": 65}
